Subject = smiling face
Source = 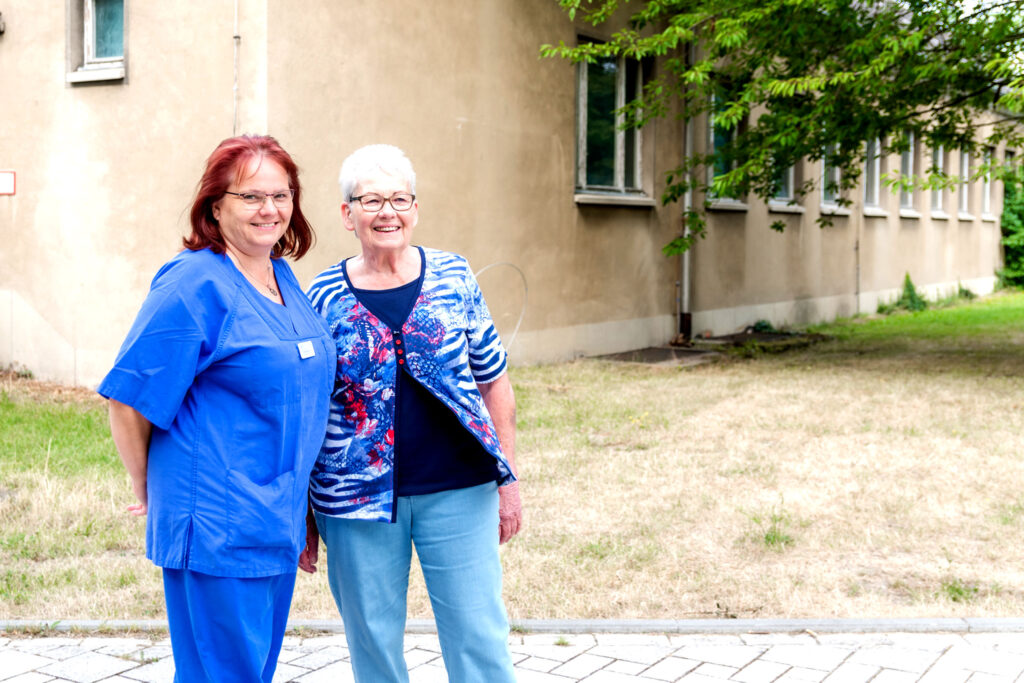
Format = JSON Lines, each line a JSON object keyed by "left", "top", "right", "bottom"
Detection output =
{"left": 212, "top": 157, "right": 293, "bottom": 259}
{"left": 342, "top": 169, "right": 418, "bottom": 257}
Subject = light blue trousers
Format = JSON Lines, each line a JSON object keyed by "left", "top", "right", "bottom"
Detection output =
{"left": 316, "top": 482, "right": 516, "bottom": 683}
{"left": 162, "top": 568, "right": 296, "bottom": 683}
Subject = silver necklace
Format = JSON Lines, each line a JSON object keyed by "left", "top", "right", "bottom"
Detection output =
{"left": 230, "top": 251, "right": 278, "bottom": 296}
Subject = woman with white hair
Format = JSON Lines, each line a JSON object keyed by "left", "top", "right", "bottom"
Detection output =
{"left": 300, "top": 144, "right": 521, "bottom": 682}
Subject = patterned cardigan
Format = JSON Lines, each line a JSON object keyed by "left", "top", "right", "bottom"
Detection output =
{"left": 306, "top": 247, "right": 515, "bottom": 522}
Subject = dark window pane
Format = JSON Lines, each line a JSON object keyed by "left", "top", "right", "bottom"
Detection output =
{"left": 623, "top": 61, "right": 638, "bottom": 188}
{"left": 713, "top": 124, "right": 734, "bottom": 177}
{"left": 586, "top": 58, "right": 617, "bottom": 187}
{"left": 95, "top": 0, "right": 124, "bottom": 59}
{"left": 773, "top": 167, "right": 791, "bottom": 199}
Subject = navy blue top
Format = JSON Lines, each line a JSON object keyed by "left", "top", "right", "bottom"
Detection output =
{"left": 345, "top": 248, "right": 498, "bottom": 496}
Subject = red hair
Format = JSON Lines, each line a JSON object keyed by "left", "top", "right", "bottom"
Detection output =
{"left": 185, "top": 135, "right": 315, "bottom": 259}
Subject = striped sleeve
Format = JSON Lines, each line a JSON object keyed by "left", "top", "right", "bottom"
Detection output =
{"left": 462, "top": 262, "right": 506, "bottom": 383}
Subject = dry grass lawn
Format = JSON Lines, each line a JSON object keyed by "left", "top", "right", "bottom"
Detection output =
{"left": 3, "top": 293, "right": 1024, "bottom": 621}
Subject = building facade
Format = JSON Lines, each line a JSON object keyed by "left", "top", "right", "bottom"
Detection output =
{"left": 0, "top": 1, "right": 1003, "bottom": 386}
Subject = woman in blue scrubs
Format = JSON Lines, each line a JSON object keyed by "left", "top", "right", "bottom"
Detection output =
{"left": 99, "top": 135, "right": 335, "bottom": 683}
{"left": 301, "top": 144, "right": 522, "bottom": 682}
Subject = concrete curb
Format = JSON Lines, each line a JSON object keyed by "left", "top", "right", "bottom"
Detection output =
{"left": 5, "top": 617, "right": 1024, "bottom": 635}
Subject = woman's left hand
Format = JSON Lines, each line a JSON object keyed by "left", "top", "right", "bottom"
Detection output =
{"left": 498, "top": 481, "right": 522, "bottom": 544}
{"left": 298, "top": 506, "right": 319, "bottom": 573}
{"left": 479, "top": 374, "right": 521, "bottom": 544}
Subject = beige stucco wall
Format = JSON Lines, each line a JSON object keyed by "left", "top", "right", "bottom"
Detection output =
{"left": 1, "top": 1, "right": 683, "bottom": 386}
{"left": 688, "top": 119, "right": 1003, "bottom": 335}
{"left": 269, "top": 1, "right": 683, "bottom": 365}
{"left": 2, "top": 2, "right": 245, "bottom": 384}
{"left": 0, "top": 1, "right": 1004, "bottom": 386}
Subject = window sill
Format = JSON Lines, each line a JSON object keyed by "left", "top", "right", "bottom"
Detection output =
{"left": 863, "top": 206, "right": 889, "bottom": 218}
{"left": 899, "top": 208, "right": 922, "bottom": 219}
{"left": 982, "top": 213, "right": 997, "bottom": 223}
{"left": 958, "top": 212, "right": 975, "bottom": 221}
{"left": 707, "top": 199, "right": 749, "bottom": 212}
{"left": 768, "top": 201, "right": 804, "bottom": 214}
{"left": 821, "top": 204, "right": 850, "bottom": 217}
{"left": 574, "top": 192, "right": 656, "bottom": 208}
{"left": 67, "top": 64, "right": 126, "bottom": 83}
{"left": 930, "top": 210, "right": 949, "bottom": 221}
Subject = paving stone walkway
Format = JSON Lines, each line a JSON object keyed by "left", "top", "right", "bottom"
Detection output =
{"left": 3, "top": 629, "right": 1024, "bottom": 682}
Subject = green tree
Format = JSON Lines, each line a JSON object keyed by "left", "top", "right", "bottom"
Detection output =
{"left": 542, "top": 0, "right": 1024, "bottom": 254}
{"left": 999, "top": 178, "right": 1024, "bottom": 287}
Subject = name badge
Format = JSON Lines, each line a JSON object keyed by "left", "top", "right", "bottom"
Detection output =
{"left": 297, "top": 340, "right": 316, "bottom": 359}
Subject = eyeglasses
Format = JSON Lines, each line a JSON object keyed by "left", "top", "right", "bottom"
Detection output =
{"left": 224, "top": 190, "right": 294, "bottom": 207}
{"left": 350, "top": 192, "right": 416, "bottom": 212}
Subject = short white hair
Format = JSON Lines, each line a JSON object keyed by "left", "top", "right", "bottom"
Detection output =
{"left": 338, "top": 144, "right": 417, "bottom": 202}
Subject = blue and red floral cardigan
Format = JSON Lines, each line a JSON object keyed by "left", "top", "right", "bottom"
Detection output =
{"left": 306, "top": 247, "right": 515, "bottom": 522}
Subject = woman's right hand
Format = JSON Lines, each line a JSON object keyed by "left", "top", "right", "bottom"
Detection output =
{"left": 108, "top": 399, "right": 152, "bottom": 518}
{"left": 127, "top": 477, "right": 148, "bottom": 516}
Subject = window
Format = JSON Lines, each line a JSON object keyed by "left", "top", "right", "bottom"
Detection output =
{"left": 822, "top": 143, "right": 841, "bottom": 206}
{"left": 900, "top": 133, "right": 915, "bottom": 209}
{"left": 706, "top": 92, "right": 745, "bottom": 202}
{"left": 709, "top": 96, "right": 735, "bottom": 182}
{"left": 931, "top": 146, "right": 945, "bottom": 213}
{"left": 773, "top": 165, "right": 795, "bottom": 202}
{"left": 959, "top": 150, "right": 971, "bottom": 215}
{"left": 67, "top": 0, "right": 125, "bottom": 84}
{"left": 576, "top": 52, "right": 641, "bottom": 193}
{"left": 864, "top": 138, "right": 881, "bottom": 207}
{"left": 982, "top": 148, "right": 994, "bottom": 216}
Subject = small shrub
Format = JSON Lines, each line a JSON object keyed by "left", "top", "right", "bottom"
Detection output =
{"left": 879, "top": 273, "right": 928, "bottom": 314}
{"left": 897, "top": 273, "right": 928, "bottom": 311}
{"left": 1, "top": 363, "right": 34, "bottom": 380}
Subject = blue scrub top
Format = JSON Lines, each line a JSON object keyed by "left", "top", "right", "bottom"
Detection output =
{"left": 99, "top": 248, "right": 336, "bottom": 578}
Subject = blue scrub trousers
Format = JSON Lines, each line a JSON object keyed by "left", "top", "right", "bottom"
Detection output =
{"left": 316, "top": 482, "right": 516, "bottom": 683}
{"left": 162, "top": 568, "right": 297, "bottom": 683}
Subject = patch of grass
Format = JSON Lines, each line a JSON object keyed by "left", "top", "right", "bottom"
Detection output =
{"left": 940, "top": 577, "right": 979, "bottom": 603}
{"left": 748, "top": 505, "right": 795, "bottom": 551}
{"left": 998, "top": 499, "right": 1024, "bottom": 525}
{"left": 0, "top": 391, "right": 119, "bottom": 476}
{"left": 6, "top": 293, "right": 1024, "bottom": 621}
{"left": 577, "top": 538, "right": 617, "bottom": 561}
{"left": 0, "top": 568, "right": 80, "bottom": 605}
{"left": 814, "top": 290, "right": 1024, "bottom": 344}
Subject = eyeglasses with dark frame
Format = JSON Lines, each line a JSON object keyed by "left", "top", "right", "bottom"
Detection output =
{"left": 224, "top": 190, "right": 295, "bottom": 208}
{"left": 350, "top": 192, "right": 416, "bottom": 212}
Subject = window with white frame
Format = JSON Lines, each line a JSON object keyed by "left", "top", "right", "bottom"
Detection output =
{"left": 931, "top": 146, "right": 945, "bottom": 213}
{"left": 900, "top": 133, "right": 915, "bottom": 209}
{"left": 773, "top": 165, "right": 795, "bottom": 202}
{"left": 576, "top": 51, "right": 641, "bottom": 193}
{"left": 822, "top": 143, "right": 841, "bottom": 206}
{"left": 864, "top": 138, "right": 881, "bottom": 207}
{"left": 67, "top": 0, "right": 125, "bottom": 83}
{"left": 959, "top": 150, "right": 971, "bottom": 215}
{"left": 982, "top": 148, "right": 993, "bottom": 216}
